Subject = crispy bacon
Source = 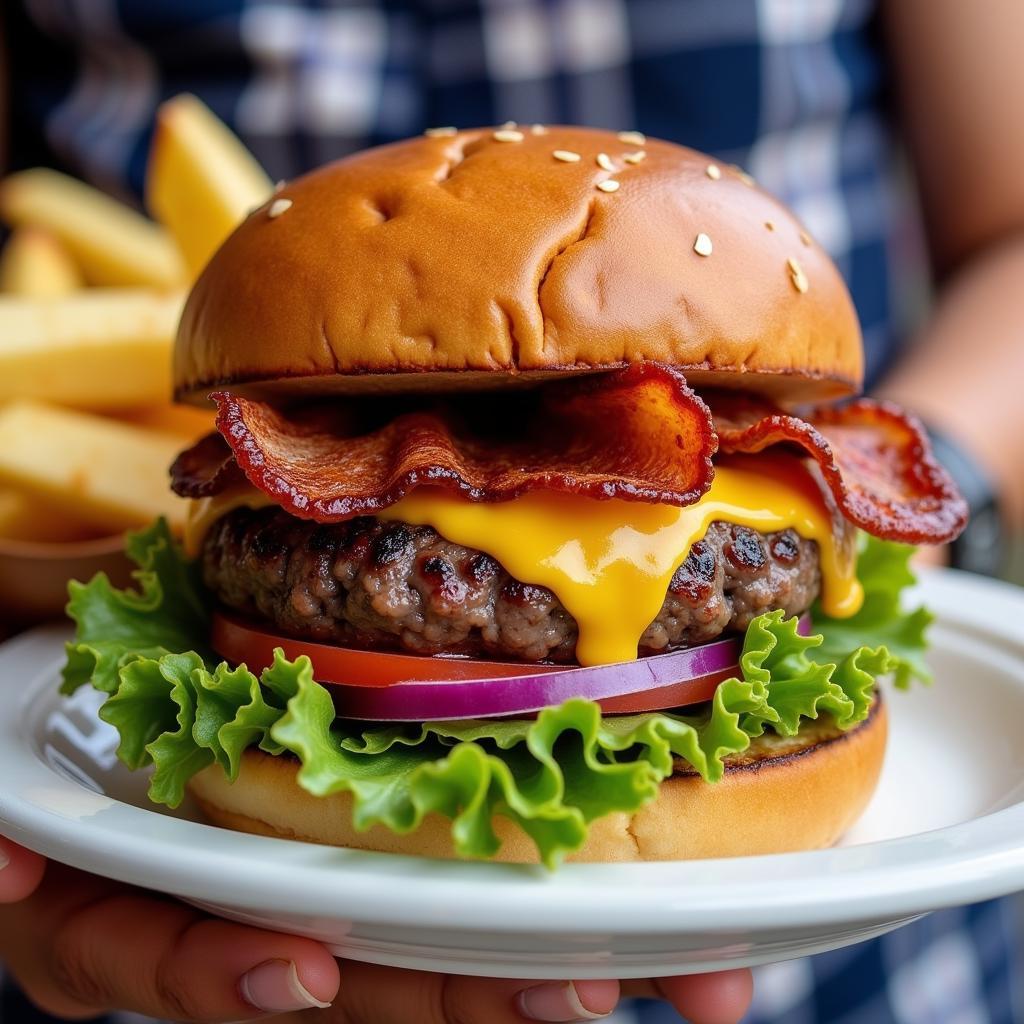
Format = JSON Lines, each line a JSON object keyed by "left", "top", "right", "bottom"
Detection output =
{"left": 171, "top": 363, "right": 718, "bottom": 518}
{"left": 169, "top": 431, "right": 243, "bottom": 498}
{"left": 170, "top": 365, "right": 966, "bottom": 546}
{"left": 711, "top": 394, "right": 967, "bottom": 544}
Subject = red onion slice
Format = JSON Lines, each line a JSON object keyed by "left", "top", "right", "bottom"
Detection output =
{"left": 212, "top": 611, "right": 812, "bottom": 722}
{"left": 330, "top": 655, "right": 740, "bottom": 721}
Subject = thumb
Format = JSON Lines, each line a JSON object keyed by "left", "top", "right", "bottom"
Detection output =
{"left": 0, "top": 838, "right": 47, "bottom": 903}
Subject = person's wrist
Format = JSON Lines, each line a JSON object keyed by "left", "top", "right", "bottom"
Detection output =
{"left": 923, "top": 424, "right": 1008, "bottom": 575}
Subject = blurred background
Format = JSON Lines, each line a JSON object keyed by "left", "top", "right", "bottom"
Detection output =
{"left": 1, "top": 2, "right": 1022, "bottom": 1024}
{"left": 1, "top": 0, "right": 1021, "bottom": 586}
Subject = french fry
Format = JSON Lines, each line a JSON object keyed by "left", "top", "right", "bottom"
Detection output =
{"left": 115, "top": 403, "right": 216, "bottom": 440}
{"left": 0, "top": 168, "right": 185, "bottom": 288}
{"left": 0, "top": 486, "right": 99, "bottom": 543}
{"left": 147, "top": 93, "right": 272, "bottom": 276}
{"left": 0, "top": 402, "right": 187, "bottom": 533}
{"left": 0, "top": 227, "right": 82, "bottom": 297}
{"left": 0, "top": 289, "right": 184, "bottom": 409}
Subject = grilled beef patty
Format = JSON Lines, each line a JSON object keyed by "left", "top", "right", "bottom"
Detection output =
{"left": 202, "top": 507, "right": 821, "bottom": 663}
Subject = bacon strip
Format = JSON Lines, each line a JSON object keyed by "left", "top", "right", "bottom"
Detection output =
{"left": 169, "top": 431, "right": 243, "bottom": 498}
{"left": 712, "top": 394, "right": 967, "bottom": 544}
{"left": 172, "top": 363, "right": 718, "bottom": 518}
{"left": 171, "top": 365, "right": 966, "bottom": 546}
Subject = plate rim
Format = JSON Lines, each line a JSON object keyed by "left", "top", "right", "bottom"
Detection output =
{"left": 2, "top": 567, "right": 1024, "bottom": 937}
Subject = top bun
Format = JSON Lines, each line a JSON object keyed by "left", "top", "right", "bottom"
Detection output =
{"left": 175, "top": 126, "right": 862, "bottom": 405}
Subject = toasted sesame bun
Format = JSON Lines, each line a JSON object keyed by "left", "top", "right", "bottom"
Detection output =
{"left": 175, "top": 126, "right": 862, "bottom": 406}
{"left": 188, "top": 696, "right": 886, "bottom": 863}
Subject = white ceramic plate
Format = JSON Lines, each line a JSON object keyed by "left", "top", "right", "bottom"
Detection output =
{"left": 2, "top": 569, "right": 1024, "bottom": 979}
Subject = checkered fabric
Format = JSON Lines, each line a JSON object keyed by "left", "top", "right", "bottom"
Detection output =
{"left": 621, "top": 900, "right": 1022, "bottom": 1024}
{"left": 3, "top": 2, "right": 1020, "bottom": 1023}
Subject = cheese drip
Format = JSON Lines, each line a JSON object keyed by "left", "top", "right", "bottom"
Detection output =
{"left": 185, "top": 453, "right": 862, "bottom": 666}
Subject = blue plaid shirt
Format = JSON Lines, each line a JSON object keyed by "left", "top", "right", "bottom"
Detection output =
{"left": 3, "top": 2, "right": 1019, "bottom": 1023}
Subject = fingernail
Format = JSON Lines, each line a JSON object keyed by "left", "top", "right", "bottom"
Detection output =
{"left": 516, "top": 981, "right": 613, "bottom": 1021}
{"left": 239, "top": 960, "right": 331, "bottom": 1013}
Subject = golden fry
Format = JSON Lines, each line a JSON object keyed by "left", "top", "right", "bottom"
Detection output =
{"left": 147, "top": 93, "right": 272, "bottom": 276}
{"left": 0, "top": 227, "right": 82, "bottom": 297}
{"left": 0, "top": 289, "right": 184, "bottom": 409}
{"left": 0, "top": 168, "right": 185, "bottom": 288}
{"left": 115, "top": 402, "right": 216, "bottom": 440}
{"left": 0, "top": 402, "right": 187, "bottom": 532}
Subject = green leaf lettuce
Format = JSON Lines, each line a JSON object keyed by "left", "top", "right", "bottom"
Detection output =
{"left": 63, "top": 520, "right": 928, "bottom": 867}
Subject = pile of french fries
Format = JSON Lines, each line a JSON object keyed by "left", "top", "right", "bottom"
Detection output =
{"left": 0, "top": 95, "right": 272, "bottom": 543}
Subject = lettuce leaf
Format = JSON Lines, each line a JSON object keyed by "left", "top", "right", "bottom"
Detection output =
{"left": 62, "top": 522, "right": 210, "bottom": 696}
{"left": 63, "top": 520, "right": 928, "bottom": 867}
{"left": 812, "top": 535, "right": 933, "bottom": 688}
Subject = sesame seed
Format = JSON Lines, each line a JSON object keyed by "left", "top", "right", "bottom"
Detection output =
{"left": 596, "top": 152, "right": 615, "bottom": 171}
{"left": 425, "top": 126, "right": 457, "bottom": 137}
{"left": 274, "top": 179, "right": 286, "bottom": 192}
{"left": 553, "top": 150, "right": 582, "bottom": 163}
{"left": 800, "top": 231, "right": 812, "bottom": 247}
{"left": 531, "top": 124, "right": 548, "bottom": 135}
{"left": 268, "top": 198, "right": 292, "bottom": 218}
{"left": 694, "top": 233, "right": 713, "bottom": 256}
{"left": 764, "top": 221, "right": 776, "bottom": 231}
{"left": 733, "top": 166, "right": 755, "bottom": 186}
{"left": 493, "top": 129, "right": 525, "bottom": 142}
{"left": 501, "top": 120, "right": 518, "bottom": 129}
{"left": 618, "top": 131, "right": 646, "bottom": 146}
{"left": 787, "top": 257, "right": 809, "bottom": 293}
{"left": 706, "top": 163, "right": 722, "bottom": 180}
{"left": 596, "top": 179, "right": 620, "bottom": 193}
{"left": 623, "top": 150, "right": 646, "bottom": 164}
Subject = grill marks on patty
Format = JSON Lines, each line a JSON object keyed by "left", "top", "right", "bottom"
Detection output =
{"left": 202, "top": 507, "right": 821, "bottom": 663}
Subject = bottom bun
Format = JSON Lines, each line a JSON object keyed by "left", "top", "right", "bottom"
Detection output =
{"left": 189, "top": 696, "right": 887, "bottom": 863}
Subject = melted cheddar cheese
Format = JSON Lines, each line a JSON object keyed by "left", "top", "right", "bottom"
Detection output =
{"left": 185, "top": 452, "right": 861, "bottom": 665}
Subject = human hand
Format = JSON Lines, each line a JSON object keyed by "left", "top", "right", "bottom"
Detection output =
{"left": 0, "top": 836, "right": 752, "bottom": 1022}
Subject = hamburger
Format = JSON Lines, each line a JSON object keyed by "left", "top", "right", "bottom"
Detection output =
{"left": 63, "top": 126, "right": 966, "bottom": 866}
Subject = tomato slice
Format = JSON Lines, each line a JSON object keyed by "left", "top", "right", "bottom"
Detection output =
{"left": 211, "top": 611, "right": 747, "bottom": 720}
{"left": 212, "top": 612, "right": 565, "bottom": 686}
